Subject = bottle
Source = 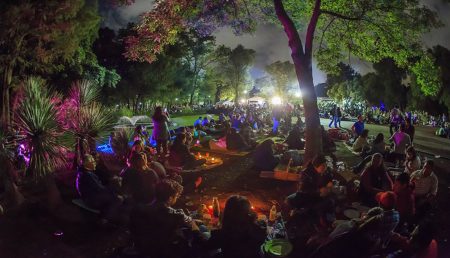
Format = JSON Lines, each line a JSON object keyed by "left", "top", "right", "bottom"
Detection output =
{"left": 212, "top": 197, "right": 220, "bottom": 218}
{"left": 286, "top": 158, "right": 293, "bottom": 173}
{"left": 269, "top": 205, "right": 277, "bottom": 222}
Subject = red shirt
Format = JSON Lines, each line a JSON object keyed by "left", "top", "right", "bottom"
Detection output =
{"left": 394, "top": 185, "right": 415, "bottom": 219}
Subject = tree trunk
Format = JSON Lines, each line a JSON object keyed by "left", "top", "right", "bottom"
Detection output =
{"left": 294, "top": 58, "right": 322, "bottom": 164}
{"left": 274, "top": 0, "right": 323, "bottom": 164}
{"left": 1, "top": 66, "right": 13, "bottom": 127}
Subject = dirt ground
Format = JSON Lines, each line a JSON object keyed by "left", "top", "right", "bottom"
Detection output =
{"left": 0, "top": 119, "right": 449, "bottom": 258}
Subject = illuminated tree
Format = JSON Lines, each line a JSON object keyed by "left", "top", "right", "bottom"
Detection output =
{"left": 120, "top": 0, "right": 443, "bottom": 162}
{"left": 265, "top": 61, "right": 297, "bottom": 98}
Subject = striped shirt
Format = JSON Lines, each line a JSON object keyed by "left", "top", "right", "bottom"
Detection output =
{"left": 410, "top": 170, "right": 438, "bottom": 196}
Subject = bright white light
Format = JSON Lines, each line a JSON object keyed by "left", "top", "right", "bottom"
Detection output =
{"left": 243, "top": 90, "right": 248, "bottom": 94}
{"left": 175, "top": 98, "right": 178, "bottom": 101}
{"left": 295, "top": 91, "right": 302, "bottom": 98}
{"left": 271, "top": 96, "right": 282, "bottom": 105}
{"left": 240, "top": 98, "right": 246, "bottom": 104}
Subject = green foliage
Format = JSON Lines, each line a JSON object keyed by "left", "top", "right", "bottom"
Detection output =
{"left": 15, "top": 78, "right": 69, "bottom": 181}
{"left": 407, "top": 46, "right": 450, "bottom": 114}
{"left": 411, "top": 54, "right": 441, "bottom": 96}
{"left": 265, "top": 61, "right": 297, "bottom": 98}
{"left": 215, "top": 45, "right": 255, "bottom": 104}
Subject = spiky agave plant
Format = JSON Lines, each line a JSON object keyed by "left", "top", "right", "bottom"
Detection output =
{"left": 110, "top": 128, "right": 133, "bottom": 162}
{"left": 15, "top": 77, "right": 69, "bottom": 181}
{"left": 58, "top": 80, "right": 113, "bottom": 161}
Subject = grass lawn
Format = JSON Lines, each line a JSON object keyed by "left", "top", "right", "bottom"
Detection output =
{"left": 170, "top": 114, "right": 218, "bottom": 128}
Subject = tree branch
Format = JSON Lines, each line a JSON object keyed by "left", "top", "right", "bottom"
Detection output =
{"left": 305, "top": 0, "right": 322, "bottom": 60}
{"left": 318, "top": 17, "right": 336, "bottom": 50}
{"left": 273, "top": 0, "right": 304, "bottom": 57}
{"left": 321, "top": 10, "right": 365, "bottom": 21}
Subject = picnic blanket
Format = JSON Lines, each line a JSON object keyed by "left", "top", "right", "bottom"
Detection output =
{"left": 164, "top": 159, "right": 224, "bottom": 173}
{"left": 259, "top": 163, "right": 301, "bottom": 182}
{"left": 328, "top": 128, "right": 350, "bottom": 142}
{"left": 190, "top": 145, "right": 250, "bottom": 157}
{"left": 344, "top": 143, "right": 362, "bottom": 156}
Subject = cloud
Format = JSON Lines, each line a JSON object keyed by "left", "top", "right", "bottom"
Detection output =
{"left": 422, "top": 0, "right": 450, "bottom": 49}
{"left": 214, "top": 24, "right": 328, "bottom": 84}
{"left": 99, "top": 0, "right": 154, "bottom": 30}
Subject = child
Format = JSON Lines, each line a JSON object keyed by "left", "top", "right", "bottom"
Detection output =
{"left": 393, "top": 173, "right": 415, "bottom": 227}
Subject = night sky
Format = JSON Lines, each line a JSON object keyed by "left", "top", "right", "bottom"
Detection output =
{"left": 100, "top": 0, "right": 450, "bottom": 84}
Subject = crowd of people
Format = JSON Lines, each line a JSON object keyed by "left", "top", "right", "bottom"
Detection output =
{"left": 68, "top": 100, "right": 444, "bottom": 257}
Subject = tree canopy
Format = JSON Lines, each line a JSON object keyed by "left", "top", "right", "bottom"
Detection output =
{"left": 122, "top": 0, "right": 443, "bottom": 97}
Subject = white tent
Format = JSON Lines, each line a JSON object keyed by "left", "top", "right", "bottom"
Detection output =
{"left": 247, "top": 96, "right": 266, "bottom": 105}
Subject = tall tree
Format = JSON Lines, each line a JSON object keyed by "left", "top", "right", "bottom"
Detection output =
{"left": 0, "top": 0, "right": 113, "bottom": 126}
{"left": 119, "top": 0, "right": 443, "bottom": 162}
{"left": 178, "top": 30, "right": 217, "bottom": 105}
{"left": 326, "top": 63, "right": 363, "bottom": 103}
{"left": 265, "top": 61, "right": 297, "bottom": 98}
{"left": 216, "top": 45, "right": 255, "bottom": 104}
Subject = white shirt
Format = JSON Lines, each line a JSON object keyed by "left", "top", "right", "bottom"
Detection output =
{"left": 410, "top": 169, "right": 438, "bottom": 196}
{"left": 404, "top": 156, "right": 421, "bottom": 174}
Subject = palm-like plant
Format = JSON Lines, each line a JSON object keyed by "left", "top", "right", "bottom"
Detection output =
{"left": 110, "top": 128, "right": 133, "bottom": 163}
{"left": 58, "top": 80, "right": 113, "bottom": 164}
{"left": 15, "top": 77, "right": 68, "bottom": 181}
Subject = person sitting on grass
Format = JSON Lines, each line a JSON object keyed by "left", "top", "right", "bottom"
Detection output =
{"left": 370, "top": 133, "right": 386, "bottom": 155}
{"left": 201, "top": 116, "right": 210, "bottom": 127}
{"left": 203, "top": 195, "right": 267, "bottom": 258}
{"left": 351, "top": 115, "right": 365, "bottom": 139}
{"left": 239, "top": 121, "right": 256, "bottom": 147}
{"left": 121, "top": 152, "right": 159, "bottom": 205}
{"left": 404, "top": 146, "right": 421, "bottom": 174}
{"left": 297, "top": 155, "right": 333, "bottom": 195}
{"left": 226, "top": 127, "right": 249, "bottom": 151}
{"left": 352, "top": 129, "right": 370, "bottom": 153}
{"left": 76, "top": 154, "right": 123, "bottom": 222}
{"left": 285, "top": 125, "right": 305, "bottom": 150}
{"left": 130, "top": 180, "right": 205, "bottom": 258}
{"left": 194, "top": 116, "right": 203, "bottom": 128}
{"left": 169, "top": 133, "right": 206, "bottom": 170}
{"left": 252, "top": 139, "right": 280, "bottom": 171}
{"left": 359, "top": 153, "right": 393, "bottom": 206}
{"left": 365, "top": 191, "right": 400, "bottom": 249}
{"left": 410, "top": 160, "right": 438, "bottom": 221}
{"left": 393, "top": 173, "right": 415, "bottom": 227}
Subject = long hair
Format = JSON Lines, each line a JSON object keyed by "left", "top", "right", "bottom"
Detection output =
{"left": 221, "top": 195, "right": 256, "bottom": 233}
{"left": 171, "top": 133, "right": 186, "bottom": 152}
{"left": 373, "top": 133, "right": 384, "bottom": 144}
{"left": 152, "top": 106, "right": 165, "bottom": 122}
{"left": 406, "top": 146, "right": 417, "bottom": 161}
{"left": 367, "top": 153, "right": 385, "bottom": 171}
